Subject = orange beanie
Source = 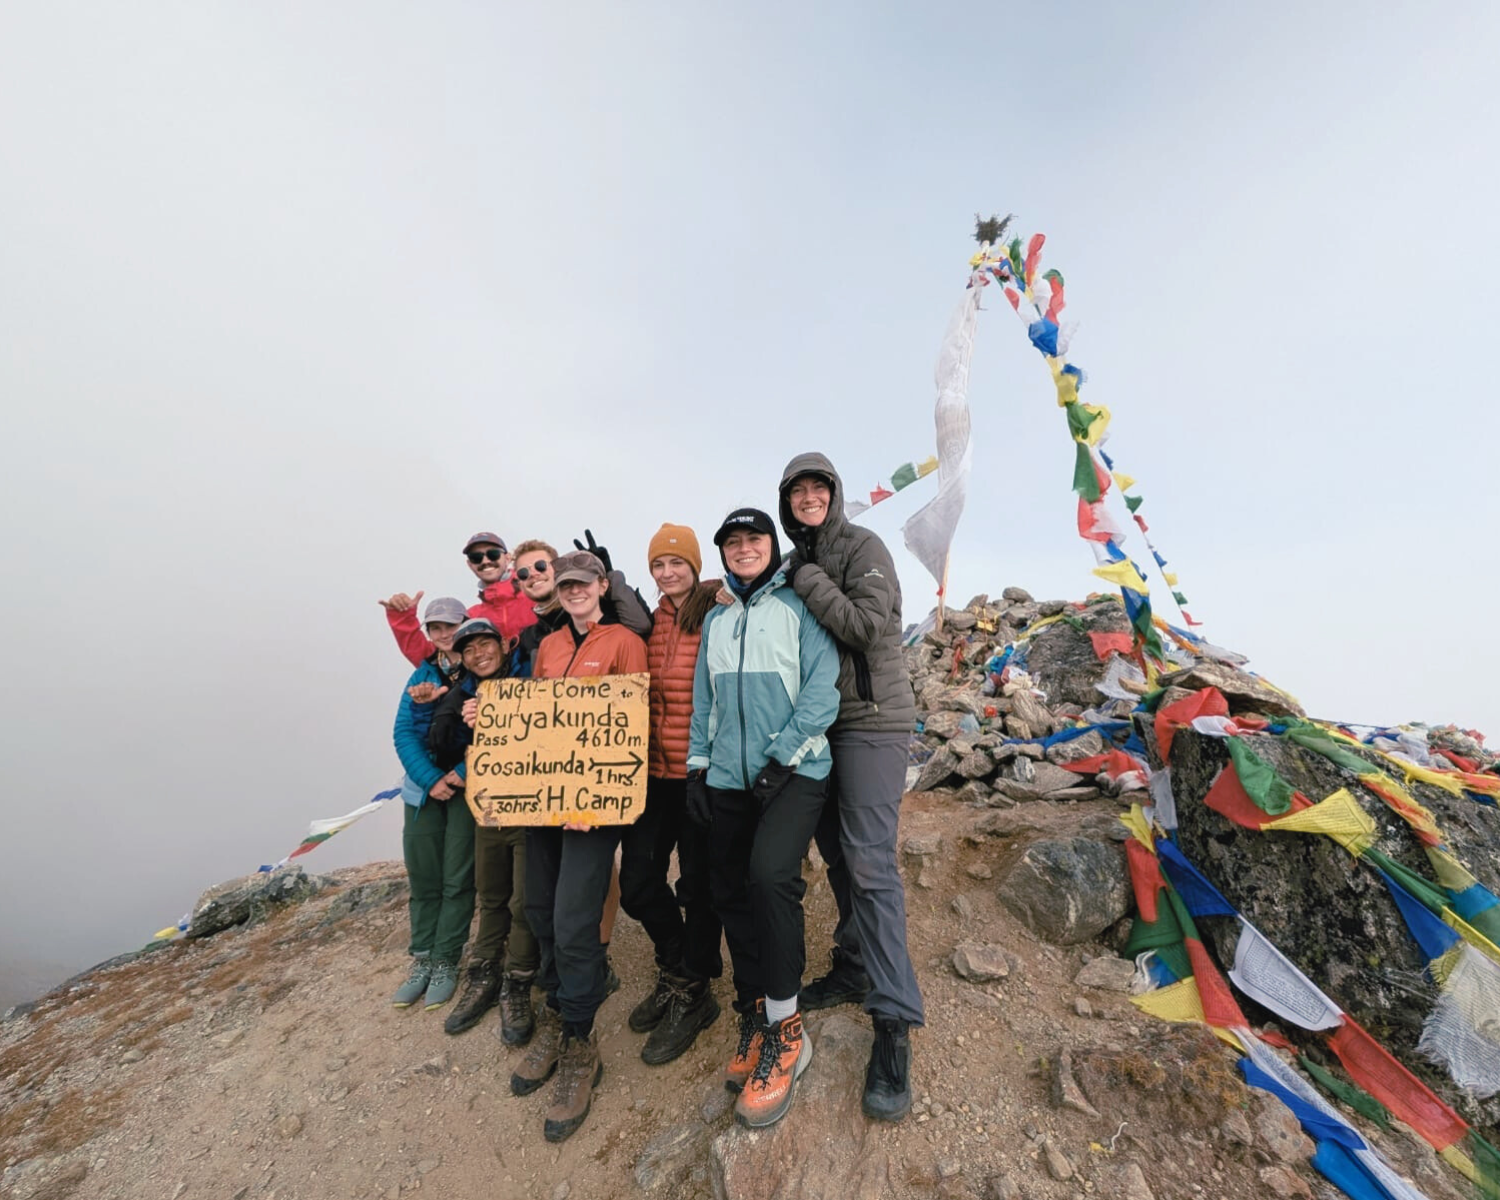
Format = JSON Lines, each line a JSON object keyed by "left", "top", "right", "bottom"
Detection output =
{"left": 647, "top": 523, "right": 702, "bottom": 576}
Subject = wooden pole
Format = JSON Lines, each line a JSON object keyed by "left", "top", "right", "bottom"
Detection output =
{"left": 936, "top": 552, "right": 951, "bottom": 633}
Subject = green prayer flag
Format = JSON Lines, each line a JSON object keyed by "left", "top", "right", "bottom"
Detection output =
{"left": 1468, "top": 1134, "right": 1500, "bottom": 1199}
{"left": 1042, "top": 268, "right": 1065, "bottom": 285}
{"left": 890, "top": 461, "right": 918, "bottom": 491}
{"left": 1065, "top": 402, "right": 1094, "bottom": 442}
{"left": 1172, "top": 591, "right": 1190, "bottom": 606}
{"left": 1124, "top": 494, "right": 1144, "bottom": 513}
{"left": 1461, "top": 903, "right": 1500, "bottom": 947}
{"left": 1226, "top": 740, "right": 1296, "bottom": 816}
{"left": 1284, "top": 727, "right": 1375, "bottom": 776}
{"left": 1073, "top": 443, "right": 1101, "bottom": 501}
{"left": 1364, "top": 848, "right": 1451, "bottom": 915}
{"left": 1297, "top": 1056, "right": 1391, "bottom": 1128}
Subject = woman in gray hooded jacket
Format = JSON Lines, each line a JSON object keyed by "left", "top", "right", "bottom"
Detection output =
{"left": 777, "top": 451, "right": 923, "bottom": 1123}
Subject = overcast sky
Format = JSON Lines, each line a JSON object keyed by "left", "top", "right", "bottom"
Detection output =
{"left": 2, "top": 1, "right": 1495, "bottom": 995}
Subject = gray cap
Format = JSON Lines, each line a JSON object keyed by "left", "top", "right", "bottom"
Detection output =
{"left": 423, "top": 597, "right": 468, "bottom": 627}
{"left": 452, "top": 618, "right": 503, "bottom": 653}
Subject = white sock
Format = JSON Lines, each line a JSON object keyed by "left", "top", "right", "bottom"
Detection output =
{"left": 764, "top": 994, "right": 797, "bottom": 1024}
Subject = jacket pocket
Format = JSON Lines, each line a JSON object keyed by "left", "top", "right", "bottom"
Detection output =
{"left": 852, "top": 650, "right": 874, "bottom": 703}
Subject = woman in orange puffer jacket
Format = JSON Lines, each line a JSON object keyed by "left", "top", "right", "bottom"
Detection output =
{"left": 619, "top": 524, "right": 725, "bottom": 1066}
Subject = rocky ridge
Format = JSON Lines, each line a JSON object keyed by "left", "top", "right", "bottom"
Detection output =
{"left": 3, "top": 586, "right": 1496, "bottom": 1200}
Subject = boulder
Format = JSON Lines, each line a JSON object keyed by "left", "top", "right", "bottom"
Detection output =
{"left": 1166, "top": 725, "right": 1500, "bottom": 1129}
{"left": 1073, "top": 955, "right": 1137, "bottom": 993}
{"left": 952, "top": 942, "right": 1017, "bottom": 981}
{"left": 913, "top": 748, "right": 960, "bottom": 792}
{"left": 956, "top": 749, "right": 996, "bottom": 779}
{"left": 188, "top": 867, "right": 326, "bottom": 939}
{"left": 1024, "top": 602, "right": 1132, "bottom": 708}
{"left": 997, "top": 838, "right": 1130, "bottom": 944}
{"left": 922, "top": 711, "right": 968, "bottom": 740}
{"left": 1156, "top": 659, "right": 1305, "bottom": 719}
{"left": 1046, "top": 730, "right": 1105, "bottom": 765}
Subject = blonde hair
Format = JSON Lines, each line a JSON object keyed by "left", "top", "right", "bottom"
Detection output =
{"left": 513, "top": 538, "right": 559, "bottom": 560}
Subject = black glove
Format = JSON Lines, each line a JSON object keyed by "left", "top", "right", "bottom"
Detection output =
{"left": 752, "top": 759, "right": 795, "bottom": 807}
{"left": 685, "top": 770, "right": 712, "bottom": 828}
{"left": 572, "top": 529, "right": 612, "bottom": 573}
{"left": 781, "top": 550, "right": 806, "bottom": 586}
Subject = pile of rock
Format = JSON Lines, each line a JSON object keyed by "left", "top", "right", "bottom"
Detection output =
{"left": 904, "top": 585, "right": 1278, "bottom": 805}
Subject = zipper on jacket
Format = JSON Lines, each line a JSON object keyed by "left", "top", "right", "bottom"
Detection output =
{"left": 853, "top": 650, "right": 874, "bottom": 703}
{"left": 735, "top": 602, "right": 750, "bottom": 790}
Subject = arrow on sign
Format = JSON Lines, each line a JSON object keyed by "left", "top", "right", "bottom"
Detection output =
{"left": 588, "top": 751, "right": 644, "bottom": 783}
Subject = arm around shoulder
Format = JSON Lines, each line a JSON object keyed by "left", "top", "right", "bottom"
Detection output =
{"left": 791, "top": 533, "right": 899, "bottom": 653}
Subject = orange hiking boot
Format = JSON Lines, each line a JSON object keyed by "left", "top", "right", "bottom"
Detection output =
{"left": 723, "top": 999, "right": 765, "bottom": 1094}
{"left": 734, "top": 1011, "right": 812, "bottom": 1128}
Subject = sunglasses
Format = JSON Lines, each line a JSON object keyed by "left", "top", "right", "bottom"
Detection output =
{"left": 466, "top": 548, "right": 505, "bottom": 564}
{"left": 515, "top": 559, "right": 551, "bottom": 580}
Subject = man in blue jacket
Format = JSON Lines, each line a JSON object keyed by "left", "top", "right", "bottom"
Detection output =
{"left": 687, "top": 508, "right": 839, "bottom": 1130}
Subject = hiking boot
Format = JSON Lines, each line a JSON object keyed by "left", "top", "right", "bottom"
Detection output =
{"left": 734, "top": 1012, "right": 812, "bottom": 1129}
{"left": 422, "top": 958, "right": 460, "bottom": 1010}
{"left": 510, "top": 1006, "right": 561, "bottom": 1096}
{"left": 498, "top": 972, "right": 536, "bottom": 1047}
{"left": 800, "top": 947, "right": 870, "bottom": 1010}
{"left": 642, "top": 978, "right": 721, "bottom": 1066}
{"left": 628, "top": 969, "right": 675, "bottom": 1033}
{"left": 862, "top": 1016, "right": 912, "bottom": 1122}
{"left": 391, "top": 955, "right": 432, "bottom": 1008}
{"left": 604, "top": 956, "right": 621, "bottom": 998}
{"left": 543, "top": 1031, "right": 603, "bottom": 1143}
{"left": 723, "top": 999, "right": 766, "bottom": 1093}
{"left": 444, "top": 959, "right": 501, "bottom": 1035}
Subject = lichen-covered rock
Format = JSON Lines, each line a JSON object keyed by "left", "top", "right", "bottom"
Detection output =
{"left": 1165, "top": 725, "right": 1500, "bottom": 1130}
{"left": 1024, "top": 601, "right": 1131, "bottom": 709}
{"left": 1156, "top": 660, "right": 1305, "bottom": 719}
{"left": 997, "top": 838, "right": 1130, "bottom": 944}
{"left": 188, "top": 867, "right": 327, "bottom": 939}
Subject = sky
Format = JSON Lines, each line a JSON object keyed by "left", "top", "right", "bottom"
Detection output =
{"left": 2, "top": 0, "right": 1496, "bottom": 999}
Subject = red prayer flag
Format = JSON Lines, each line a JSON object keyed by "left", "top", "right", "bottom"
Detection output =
{"left": 1155, "top": 687, "right": 1229, "bottom": 761}
{"left": 1185, "top": 938, "right": 1247, "bottom": 1029}
{"left": 1088, "top": 631, "right": 1136, "bottom": 661}
{"left": 1126, "top": 839, "right": 1162, "bottom": 923}
{"left": 1023, "top": 233, "right": 1045, "bottom": 285}
{"left": 1329, "top": 1019, "right": 1468, "bottom": 1150}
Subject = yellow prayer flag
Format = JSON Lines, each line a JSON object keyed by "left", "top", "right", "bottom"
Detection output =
{"left": 1384, "top": 757, "right": 1469, "bottom": 797}
{"left": 915, "top": 455, "right": 940, "bottom": 478}
{"left": 1262, "top": 789, "right": 1378, "bottom": 857}
{"left": 1112, "top": 471, "right": 1136, "bottom": 491}
{"left": 153, "top": 926, "right": 180, "bottom": 941}
{"left": 1426, "top": 847, "right": 1478, "bottom": 894}
{"left": 1092, "top": 559, "right": 1149, "bottom": 593}
{"left": 1439, "top": 1146, "right": 1481, "bottom": 1187}
{"left": 1132, "top": 978, "right": 1206, "bottom": 1024}
{"left": 1051, "top": 359, "right": 1080, "bottom": 407}
{"left": 1119, "top": 803, "right": 1154, "bottom": 850}
{"left": 1441, "top": 911, "right": 1500, "bottom": 967}
{"left": 1163, "top": 572, "right": 1179, "bottom": 587}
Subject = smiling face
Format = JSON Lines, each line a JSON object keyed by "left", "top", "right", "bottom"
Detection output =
{"left": 515, "top": 555, "right": 555, "bottom": 602}
{"left": 556, "top": 574, "right": 608, "bottom": 628}
{"left": 465, "top": 542, "right": 510, "bottom": 586}
{"left": 650, "top": 554, "right": 697, "bottom": 604}
{"left": 787, "top": 475, "right": 832, "bottom": 528}
{"left": 721, "top": 530, "right": 773, "bottom": 583}
{"left": 461, "top": 635, "right": 505, "bottom": 679}
{"left": 426, "top": 620, "right": 461, "bottom": 657}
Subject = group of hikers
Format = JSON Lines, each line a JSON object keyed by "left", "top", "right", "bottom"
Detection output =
{"left": 381, "top": 452, "right": 924, "bottom": 1144}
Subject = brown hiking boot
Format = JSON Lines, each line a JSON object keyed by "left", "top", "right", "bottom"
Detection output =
{"left": 509, "top": 1005, "right": 560, "bottom": 1096}
{"left": 543, "top": 1031, "right": 603, "bottom": 1143}
{"left": 498, "top": 972, "right": 536, "bottom": 1047}
{"left": 723, "top": 999, "right": 765, "bottom": 1094}
{"left": 734, "top": 1011, "right": 811, "bottom": 1129}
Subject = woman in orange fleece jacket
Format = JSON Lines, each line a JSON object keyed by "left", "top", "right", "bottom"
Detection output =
{"left": 508, "top": 550, "right": 647, "bottom": 1145}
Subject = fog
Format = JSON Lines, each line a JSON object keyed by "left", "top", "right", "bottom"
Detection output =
{"left": 2, "top": 1, "right": 1496, "bottom": 1003}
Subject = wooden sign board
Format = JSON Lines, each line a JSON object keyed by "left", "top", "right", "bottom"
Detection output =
{"left": 464, "top": 673, "right": 649, "bottom": 827}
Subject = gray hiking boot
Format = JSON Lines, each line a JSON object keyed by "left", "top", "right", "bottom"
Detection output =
{"left": 423, "top": 958, "right": 460, "bottom": 1010}
{"left": 392, "top": 954, "right": 433, "bottom": 1008}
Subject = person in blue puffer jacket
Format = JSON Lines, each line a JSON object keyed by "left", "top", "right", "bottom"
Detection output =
{"left": 686, "top": 507, "right": 839, "bottom": 1131}
{"left": 390, "top": 596, "right": 472, "bottom": 1012}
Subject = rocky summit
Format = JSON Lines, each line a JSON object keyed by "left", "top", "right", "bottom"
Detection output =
{"left": 3, "top": 587, "right": 1497, "bottom": 1200}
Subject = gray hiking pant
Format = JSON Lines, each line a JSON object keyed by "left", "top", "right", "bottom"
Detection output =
{"left": 813, "top": 729, "right": 925, "bottom": 1026}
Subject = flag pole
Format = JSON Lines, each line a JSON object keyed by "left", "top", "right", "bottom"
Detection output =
{"left": 936, "top": 552, "right": 950, "bottom": 632}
